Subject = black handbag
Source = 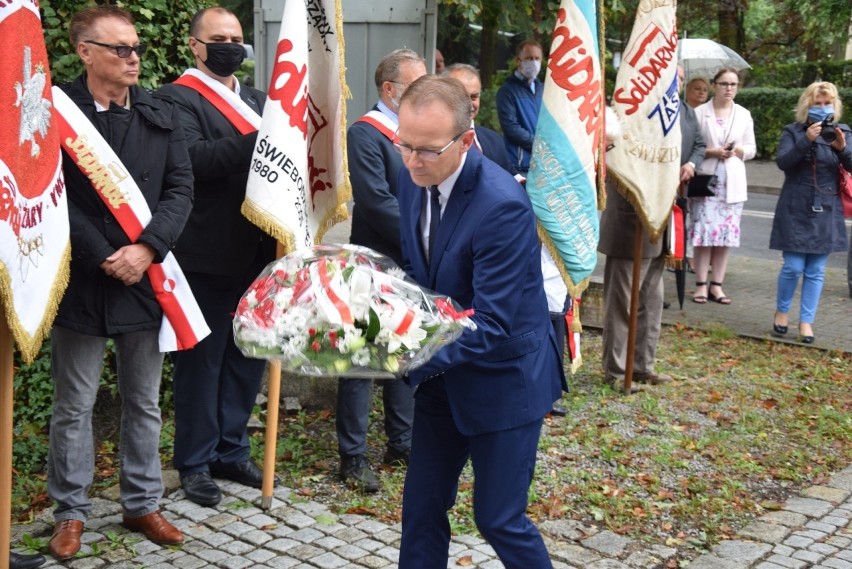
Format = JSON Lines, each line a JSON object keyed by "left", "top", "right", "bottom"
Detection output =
{"left": 687, "top": 174, "right": 717, "bottom": 198}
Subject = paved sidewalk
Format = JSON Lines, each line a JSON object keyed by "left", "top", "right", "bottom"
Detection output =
{"left": 11, "top": 161, "right": 850, "bottom": 568}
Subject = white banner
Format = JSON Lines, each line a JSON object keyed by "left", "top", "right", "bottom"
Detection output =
{"left": 243, "top": 0, "right": 351, "bottom": 253}
{"left": 606, "top": 0, "right": 681, "bottom": 242}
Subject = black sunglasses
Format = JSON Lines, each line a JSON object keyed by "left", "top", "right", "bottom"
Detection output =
{"left": 84, "top": 40, "right": 147, "bottom": 58}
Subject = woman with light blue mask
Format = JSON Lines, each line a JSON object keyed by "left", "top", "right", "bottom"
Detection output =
{"left": 770, "top": 81, "right": 851, "bottom": 343}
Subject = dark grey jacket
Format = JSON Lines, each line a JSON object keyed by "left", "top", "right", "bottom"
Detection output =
{"left": 56, "top": 75, "right": 193, "bottom": 337}
{"left": 770, "top": 122, "right": 851, "bottom": 254}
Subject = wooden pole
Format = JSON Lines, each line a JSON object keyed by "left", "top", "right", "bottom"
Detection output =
{"left": 260, "top": 360, "right": 281, "bottom": 509}
{"left": 0, "top": 313, "right": 14, "bottom": 569}
{"left": 261, "top": 241, "right": 287, "bottom": 509}
{"left": 623, "top": 222, "right": 644, "bottom": 395}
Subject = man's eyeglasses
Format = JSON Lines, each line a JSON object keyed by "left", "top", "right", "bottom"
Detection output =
{"left": 715, "top": 82, "right": 738, "bottom": 89}
{"left": 84, "top": 40, "right": 147, "bottom": 58}
{"left": 394, "top": 130, "right": 468, "bottom": 162}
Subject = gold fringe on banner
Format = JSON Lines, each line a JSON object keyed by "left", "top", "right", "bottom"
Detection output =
{"left": 537, "top": 224, "right": 590, "bottom": 301}
{"left": 0, "top": 244, "right": 71, "bottom": 364}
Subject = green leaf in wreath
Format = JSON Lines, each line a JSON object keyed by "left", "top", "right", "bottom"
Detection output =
{"left": 366, "top": 307, "right": 380, "bottom": 341}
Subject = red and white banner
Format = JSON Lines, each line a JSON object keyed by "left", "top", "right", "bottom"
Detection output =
{"left": 243, "top": 0, "right": 351, "bottom": 253}
{"left": 0, "top": 0, "right": 69, "bottom": 363}
{"left": 606, "top": 1, "right": 681, "bottom": 242}
{"left": 53, "top": 88, "right": 210, "bottom": 352}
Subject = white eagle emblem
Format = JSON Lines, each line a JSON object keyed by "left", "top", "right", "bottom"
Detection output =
{"left": 15, "top": 46, "right": 52, "bottom": 158}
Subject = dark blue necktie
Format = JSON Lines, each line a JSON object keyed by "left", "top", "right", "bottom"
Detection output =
{"left": 429, "top": 186, "right": 441, "bottom": 262}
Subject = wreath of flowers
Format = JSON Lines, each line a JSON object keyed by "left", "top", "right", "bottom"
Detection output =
{"left": 233, "top": 245, "right": 475, "bottom": 378}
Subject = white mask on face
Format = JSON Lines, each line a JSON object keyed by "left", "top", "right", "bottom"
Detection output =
{"left": 519, "top": 59, "right": 541, "bottom": 81}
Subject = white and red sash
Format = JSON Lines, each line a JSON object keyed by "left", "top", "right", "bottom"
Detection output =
{"left": 52, "top": 86, "right": 210, "bottom": 352}
{"left": 173, "top": 68, "right": 261, "bottom": 135}
{"left": 355, "top": 110, "right": 398, "bottom": 142}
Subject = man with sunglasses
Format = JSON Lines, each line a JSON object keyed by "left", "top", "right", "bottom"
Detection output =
{"left": 47, "top": 5, "right": 191, "bottom": 560}
{"left": 395, "top": 75, "right": 564, "bottom": 568}
{"left": 158, "top": 6, "right": 276, "bottom": 508}
{"left": 338, "top": 49, "right": 427, "bottom": 493}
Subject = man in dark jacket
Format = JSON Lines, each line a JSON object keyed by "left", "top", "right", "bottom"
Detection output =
{"left": 340, "top": 49, "right": 426, "bottom": 492}
{"left": 598, "top": 68, "right": 705, "bottom": 390}
{"left": 48, "top": 5, "right": 191, "bottom": 560}
{"left": 496, "top": 39, "right": 544, "bottom": 174}
{"left": 158, "top": 6, "right": 276, "bottom": 507}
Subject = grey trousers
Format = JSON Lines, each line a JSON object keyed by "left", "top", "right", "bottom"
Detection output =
{"left": 49, "top": 326, "right": 165, "bottom": 521}
{"left": 601, "top": 255, "right": 665, "bottom": 379}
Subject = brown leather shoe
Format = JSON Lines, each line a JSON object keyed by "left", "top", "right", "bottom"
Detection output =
{"left": 122, "top": 510, "right": 184, "bottom": 545}
{"left": 634, "top": 372, "right": 673, "bottom": 385}
{"left": 48, "top": 519, "right": 83, "bottom": 560}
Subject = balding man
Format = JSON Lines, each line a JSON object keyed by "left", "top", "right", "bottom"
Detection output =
{"left": 159, "top": 6, "right": 276, "bottom": 506}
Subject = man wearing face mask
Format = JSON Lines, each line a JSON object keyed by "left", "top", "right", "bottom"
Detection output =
{"left": 496, "top": 39, "right": 544, "bottom": 174}
{"left": 158, "top": 6, "right": 276, "bottom": 506}
{"left": 338, "top": 49, "right": 427, "bottom": 492}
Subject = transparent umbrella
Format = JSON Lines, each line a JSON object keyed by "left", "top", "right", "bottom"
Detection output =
{"left": 678, "top": 38, "right": 750, "bottom": 81}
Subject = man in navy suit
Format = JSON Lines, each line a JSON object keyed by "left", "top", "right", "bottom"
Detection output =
{"left": 394, "top": 75, "right": 564, "bottom": 568}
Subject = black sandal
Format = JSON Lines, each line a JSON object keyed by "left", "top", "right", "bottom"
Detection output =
{"left": 692, "top": 281, "right": 708, "bottom": 304}
{"left": 708, "top": 281, "right": 732, "bottom": 304}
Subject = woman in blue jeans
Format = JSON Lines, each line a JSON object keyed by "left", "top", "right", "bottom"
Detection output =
{"left": 770, "top": 81, "right": 851, "bottom": 343}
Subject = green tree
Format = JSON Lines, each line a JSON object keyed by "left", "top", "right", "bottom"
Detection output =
{"left": 41, "top": 0, "right": 214, "bottom": 90}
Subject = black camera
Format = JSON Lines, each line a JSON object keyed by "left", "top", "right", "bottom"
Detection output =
{"left": 820, "top": 114, "right": 837, "bottom": 143}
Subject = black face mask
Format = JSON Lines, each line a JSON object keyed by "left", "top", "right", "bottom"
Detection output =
{"left": 197, "top": 39, "right": 245, "bottom": 77}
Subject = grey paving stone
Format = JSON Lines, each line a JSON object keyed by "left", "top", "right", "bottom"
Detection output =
{"left": 203, "top": 513, "right": 240, "bottom": 530}
{"left": 684, "top": 555, "right": 747, "bottom": 569}
{"left": 289, "top": 527, "right": 325, "bottom": 543}
{"left": 807, "top": 520, "right": 841, "bottom": 533}
{"left": 764, "top": 554, "right": 808, "bottom": 568}
{"left": 739, "top": 522, "right": 793, "bottom": 543}
{"left": 794, "top": 528, "right": 829, "bottom": 540}
{"left": 549, "top": 542, "right": 602, "bottom": 565}
{"left": 825, "top": 515, "right": 852, "bottom": 526}
{"left": 841, "top": 550, "right": 852, "bottom": 562}
{"left": 183, "top": 507, "right": 221, "bottom": 523}
{"left": 827, "top": 536, "right": 852, "bottom": 548}
{"left": 827, "top": 474, "right": 852, "bottom": 492}
{"left": 760, "top": 511, "right": 809, "bottom": 528}
{"left": 220, "top": 539, "right": 255, "bottom": 556}
{"left": 278, "top": 510, "right": 318, "bottom": 530}
{"left": 478, "top": 560, "right": 506, "bottom": 569}
{"left": 821, "top": 559, "right": 852, "bottom": 569}
{"left": 357, "top": 555, "right": 393, "bottom": 569}
{"left": 168, "top": 554, "right": 209, "bottom": 569}
{"left": 783, "top": 497, "right": 835, "bottom": 518}
{"left": 288, "top": 542, "right": 324, "bottom": 560}
{"left": 333, "top": 527, "right": 369, "bottom": 542}
{"left": 197, "top": 530, "right": 235, "bottom": 547}
{"left": 356, "top": 519, "right": 392, "bottom": 534}
{"left": 240, "top": 528, "right": 273, "bottom": 545}
{"left": 581, "top": 530, "right": 634, "bottom": 556}
{"left": 310, "top": 551, "right": 350, "bottom": 568}
{"left": 372, "top": 529, "right": 401, "bottom": 545}
{"left": 194, "top": 548, "right": 231, "bottom": 563}
{"left": 261, "top": 555, "right": 301, "bottom": 569}
{"left": 453, "top": 549, "right": 492, "bottom": 565}
{"left": 792, "top": 549, "right": 825, "bottom": 564}
{"left": 713, "top": 540, "right": 773, "bottom": 562}
{"left": 754, "top": 564, "right": 787, "bottom": 569}
{"left": 783, "top": 535, "right": 815, "bottom": 548}
{"left": 453, "top": 534, "right": 486, "bottom": 546}
{"left": 810, "top": 542, "right": 840, "bottom": 556}
{"left": 586, "top": 560, "right": 631, "bottom": 569}
{"left": 773, "top": 544, "right": 795, "bottom": 556}
{"left": 266, "top": 537, "right": 301, "bottom": 553}
{"left": 374, "top": 545, "right": 401, "bottom": 562}
{"left": 245, "top": 548, "right": 278, "bottom": 563}
{"left": 243, "top": 513, "right": 278, "bottom": 528}
{"left": 802, "top": 486, "right": 852, "bottom": 504}
{"left": 215, "top": 556, "right": 254, "bottom": 569}
{"left": 624, "top": 550, "right": 667, "bottom": 568}
{"left": 352, "top": 538, "right": 384, "bottom": 552}
{"left": 333, "top": 543, "right": 370, "bottom": 560}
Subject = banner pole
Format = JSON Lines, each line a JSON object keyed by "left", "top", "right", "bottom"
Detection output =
{"left": 0, "top": 312, "right": 14, "bottom": 569}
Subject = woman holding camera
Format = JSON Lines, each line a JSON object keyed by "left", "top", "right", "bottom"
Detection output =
{"left": 690, "top": 68, "right": 756, "bottom": 304}
{"left": 770, "top": 81, "right": 850, "bottom": 343}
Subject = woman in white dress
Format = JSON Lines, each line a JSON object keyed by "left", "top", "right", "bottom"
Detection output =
{"left": 690, "top": 68, "right": 756, "bottom": 304}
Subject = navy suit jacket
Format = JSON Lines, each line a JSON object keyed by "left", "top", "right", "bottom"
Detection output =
{"left": 398, "top": 150, "right": 564, "bottom": 436}
{"left": 347, "top": 105, "right": 404, "bottom": 266}
{"left": 474, "top": 125, "right": 517, "bottom": 175}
